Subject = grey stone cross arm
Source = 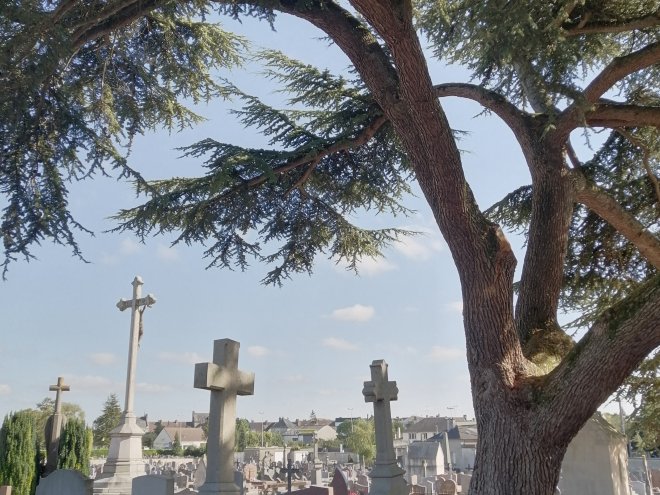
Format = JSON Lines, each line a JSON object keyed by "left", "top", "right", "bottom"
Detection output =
{"left": 116, "top": 294, "right": 156, "bottom": 311}
{"left": 194, "top": 362, "right": 254, "bottom": 394}
{"left": 362, "top": 360, "right": 398, "bottom": 402}
{"left": 49, "top": 376, "right": 70, "bottom": 414}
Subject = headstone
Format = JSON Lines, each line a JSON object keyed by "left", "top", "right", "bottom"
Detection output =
{"left": 234, "top": 471, "right": 244, "bottom": 495}
{"left": 36, "top": 470, "right": 93, "bottom": 495}
{"left": 95, "top": 276, "right": 156, "bottom": 493}
{"left": 457, "top": 474, "right": 471, "bottom": 495}
{"left": 243, "top": 464, "right": 258, "bottom": 482}
{"left": 194, "top": 339, "right": 254, "bottom": 495}
{"left": 357, "top": 474, "right": 370, "bottom": 488}
{"left": 363, "top": 360, "right": 407, "bottom": 495}
{"left": 194, "top": 456, "right": 207, "bottom": 488}
{"left": 132, "top": 475, "right": 174, "bottom": 495}
{"left": 45, "top": 376, "right": 70, "bottom": 475}
{"left": 0, "top": 487, "right": 11, "bottom": 495}
{"left": 410, "top": 485, "right": 425, "bottom": 495}
{"left": 409, "top": 476, "right": 418, "bottom": 486}
{"left": 423, "top": 480, "right": 434, "bottom": 495}
{"left": 330, "top": 468, "right": 350, "bottom": 495}
{"left": 436, "top": 480, "right": 456, "bottom": 495}
{"left": 176, "top": 474, "right": 189, "bottom": 489}
{"left": 294, "top": 487, "right": 334, "bottom": 495}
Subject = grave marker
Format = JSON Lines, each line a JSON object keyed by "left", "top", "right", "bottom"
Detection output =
{"left": 45, "top": 376, "right": 70, "bottom": 475}
{"left": 194, "top": 339, "right": 254, "bottom": 495}
{"left": 363, "top": 360, "right": 407, "bottom": 495}
{"left": 36, "top": 470, "right": 93, "bottom": 495}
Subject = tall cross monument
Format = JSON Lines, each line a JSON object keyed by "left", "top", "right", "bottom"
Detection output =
{"left": 45, "top": 376, "right": 70, "bottom": 475}
{"left": 362, "top": 360, "right": 407, "bottom": 495}
{"left": 94, "top": 276, "right": 156, "bottom": 493}
{"left": 195, "top": 339, "right": 254, "bottom": 495}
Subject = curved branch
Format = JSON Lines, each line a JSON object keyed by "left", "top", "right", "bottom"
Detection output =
{"left": 538, "top": 275, "right": 660, "bottom": 446}
{"left": 433, "top": 83, "right": 532, "bottom": 141}
{"left": 564, "top": 13, "right": 660, "bottom": 36}
{"left": 572, "top": 170, "right": 660, "bottom": 270}
{"left": 585, "top": 104, "right": 660, "bottom": 129}
{"left": 556, "top": 42, "right": 660, "bottom": 138}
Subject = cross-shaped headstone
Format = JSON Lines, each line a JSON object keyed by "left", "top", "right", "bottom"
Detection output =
{"left": 195, "top": 339, "right": 254, "bottom": 495}
{"left": 45, "top": 376, "right": 70, "bottom": 475}
{"left": 362, "top": 360, "right": 406, "bottom": 495}
{"left": 363, "top": 360, "right": 399, "bottom": 468}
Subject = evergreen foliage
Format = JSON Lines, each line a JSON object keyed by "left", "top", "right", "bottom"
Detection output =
{"left": 92, "top": 394, "right": 122, "bottom": 448}
{"left": 57, "top": 417, "right": 92, "bottom": 475}
{"left": 172, "top": 432, "right": 184, "bottom": 456}
{"left": 0, "top": 411, "right": 38, "bottom": 495}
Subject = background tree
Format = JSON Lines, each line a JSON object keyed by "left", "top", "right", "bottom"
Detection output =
{"left": 0, "top": 411, "right": 38, "bottom": 495}
{"left": 341, "top": 418, "right": 375, "bottom": 466}
{"left": 57, "top": 417, "right": 92, "bottom": 475}
{"left": 32, "top": 397, "right": 85, "bottom": 447}
{"left": 172, "top": 432, "right": 184, "bottom": 456}
{"left": 1, "top": 0, "right": 659, "bottom": 493}
{"left": 92, "top": 394, "right": 121, "bottom": 448}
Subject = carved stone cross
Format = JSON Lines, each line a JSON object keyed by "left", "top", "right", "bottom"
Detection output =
{"left": 362, "top": 360, "right": 406, "bottom": 495}
{"left": 195, "top": 339, "right": 254, "bottom": 495}
{"left": 45, "top": 376, "right": 70, "bottom": 475}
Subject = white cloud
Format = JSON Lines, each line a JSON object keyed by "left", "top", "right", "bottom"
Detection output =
{"left": 336, "top": 256, "right": 397, "bottom": 277}
{"left": 427, "top": 346, "right": 465, "bottom": 361}
{"left": 68, "top": 375, "right": 116, "bottom": 390}
{"left": 0, "top": 384, "right": 11, "bottom": 395}
{"left": 158, "top": 351, "right": 205, "bottom": 365}
{"left": 281, "top": 374, "right": 306, "bottom": 383}
{"left": 394, "top": 228, "right": 445, "bottom": 261}
{"left": 444, "top": 301, "right": 464, "bottom": 313}
{"left": 89, "top": 352, "right": 117, "bottom": 365}
{"left": 322, "top": 337, "right": 358, "bottom": 351}
{"left": 247, "top": 346, "right": 270, "bottom": 358}
{"left": 331, "top": 304, "right": 375, "bottom": 322}
{"left": 119, "top": 238, "right": 141, "bottom": 255}
{"left": 99, "top": 253, "right": 119, "bottom": 265}
{"left": 156, "top": 244, "right": 179, "bottom": 262}
{"left": 136, "top": 382, "right": 171, "bottom": 393}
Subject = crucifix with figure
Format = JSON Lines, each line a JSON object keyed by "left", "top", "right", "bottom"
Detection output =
{"left": 95, "top": 275, "right": 156, "bottom": 485}
{"left": 363, "top": 359, "right": 407, "bottom": 495}
{"left": 45, "top": 376, "right": 70, "bottom": 475}
{"left": 195, "top": 339, "right": 254, "bottom": 495}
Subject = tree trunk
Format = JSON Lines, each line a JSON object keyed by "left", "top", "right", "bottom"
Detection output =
{"left": 469, "top": 408, "right": 567, "bottom": 495}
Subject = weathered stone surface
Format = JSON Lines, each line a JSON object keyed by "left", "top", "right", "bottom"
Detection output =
{"left": 36, "top": 470, "right": 93, "bottom": 495}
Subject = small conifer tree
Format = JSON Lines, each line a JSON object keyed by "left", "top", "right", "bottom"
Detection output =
{"left": 58, "top": 417, "right": 92, "bottom": 475}
{"left": 0, "top": 411, "right": 38, "bottom": 495}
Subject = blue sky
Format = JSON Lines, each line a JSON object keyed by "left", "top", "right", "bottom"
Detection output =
{"left": 0, "top": 13, "right": 614, "bottom": 426}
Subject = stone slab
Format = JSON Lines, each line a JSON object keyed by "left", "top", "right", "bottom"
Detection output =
{"left": 36, "top": 470, "right": 93, "bottom": 495}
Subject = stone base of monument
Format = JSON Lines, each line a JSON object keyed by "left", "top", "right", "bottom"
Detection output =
{"left": 197, "top": 481, "right": 242, "bottom": 495}
{"left": 369, "top": 463, "right": 408, "bottom": 495}
{"left": 93, "top": 415, "right": 145, "bottom": 494}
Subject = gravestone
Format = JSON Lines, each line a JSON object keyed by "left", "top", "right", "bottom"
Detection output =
{"left": 357, "top": 473, "right": 370, "bottom": 488}
{"left": 0, "top": 487, "right": 11, "bottom": 495}
{"left": 294, "top": 487, "right": 334, "bottom": 495}
{"left": 457, "top": 474, "right": 471, "bottom": 495}
{"left": 194, "top": 339, "right": 254, "bottom": 495}
{"left": 436, "top": 480, "right": 456, "bottom": 495}
{"left": 243, "top": 463, "right": 258, "bottom": 482}
{"left": 363, "top": 360, "right": 407, "bottom": 495}
{"left": 410, "top": 484, "right": 426, "bottom": 495}
{"left": 194, "top": 457, "right": 207, "bottom": 488}
{"left": 45, "top": 376, "right": 70, "bottom": 475}
{"left": 352, "top": 482, "right": 369, "bottom": 495}
{"left": 36, "top": 469, "right": 93, "bottom": 495}
{"left": 132, "top": 475, "right": 174, "bottom": 495}
{"left": 234, "top": 471, "right": 244, "bottom": 495}
{"left": 330, "top": 468, "right": 350, "bottom": 495}
{"left": 408, "top": 476, "right": 418, "bottom": 486}
{"left": 176, "top": 474, "right": 189, "bottom": 489}
{"left": 423, "top": 479, "right": 434, "bottom": 495}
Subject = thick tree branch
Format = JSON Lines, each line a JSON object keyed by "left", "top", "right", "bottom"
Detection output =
{"left": 585, "top": 104, "right": 660, "bottom": 129}
{"left": 538, "top": 275, "right": 660, "bottom": 446}
{"left": 213, "top": 114, "right": 389, "bottom": 199}
{"left": 564, "top": 13, "right": 660, "bottom": 36}
{"left": 433, "top": 83, "right": 532, "bottom": 141}
{"left": 556, "top": 42, "right": 660, "bottom": 137}
{"left": 572, "top": 170, "right": 660, "bottom": 269}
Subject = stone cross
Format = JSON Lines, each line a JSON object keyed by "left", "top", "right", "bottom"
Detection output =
{"left": 116, "top": 276, "right": 156, "bottom": 417}
{"left": 362, "top": 360, "right": 406, "bottom": 495}
{"left": 195, "top": 339, "right": 254, "bottom": 495}
{"left": 45, "top": 376, "right": 70, "bottom": 475}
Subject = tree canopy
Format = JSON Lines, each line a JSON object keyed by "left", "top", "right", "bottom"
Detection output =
{"left": 1, "top": 0, "right": 659, "bottom": 493}
{"left": 92, "top": 394, "right": 122, "bottom": 448}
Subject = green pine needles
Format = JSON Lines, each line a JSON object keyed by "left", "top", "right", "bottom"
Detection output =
{"left": 0, "top": 411, "right": 38, "bottom": 495}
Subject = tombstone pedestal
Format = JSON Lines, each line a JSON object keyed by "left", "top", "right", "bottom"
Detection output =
{"left": 93, "top": 414, "right": 145, "bottom": 494}
{"left": 198, "top": 481, "right": 242, "bottom": 495}
{"left": 370, "top": 464, "right": 408, "bottom": 495}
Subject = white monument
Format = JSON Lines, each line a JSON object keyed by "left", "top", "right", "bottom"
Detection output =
{"left": 94, "top": 276, "right": 156, "bottom": 494}
{"left": 194, "top": 339, "right": 254, "bottom": 495}
{"left": 363, "top": 360, "right": 407, "bottom": 495}
{"left": 45, "top": 376, "right": 70, "bottom": 475}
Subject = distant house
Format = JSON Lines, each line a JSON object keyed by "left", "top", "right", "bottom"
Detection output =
{"left": 267, "top": 417, "right": 337, "bottom": 444}
{"left": 192, "top": 411, "right": 209, "bottom": 428}
{"left": 403, "top": 417, "right": 454, "bottom": 443}
{"left": 153, "top": 426, "right": 206, "bottom": 450}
